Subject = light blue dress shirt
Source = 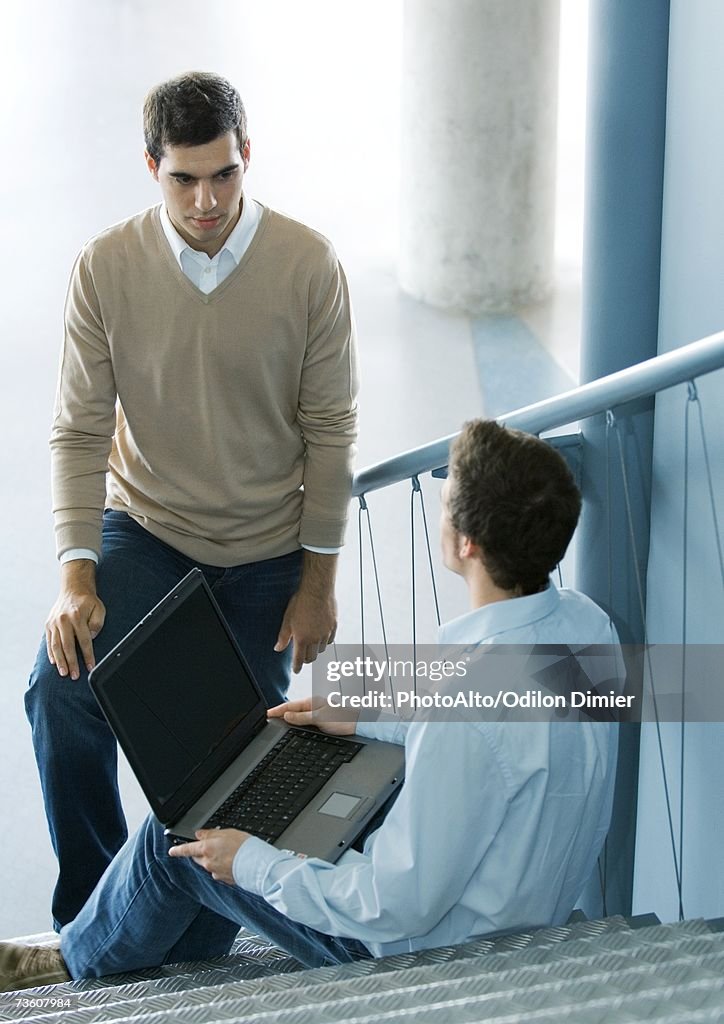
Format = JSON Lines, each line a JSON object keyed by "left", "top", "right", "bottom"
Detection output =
{"left": 232, "top": 583, "right": 621, "bottom": 956}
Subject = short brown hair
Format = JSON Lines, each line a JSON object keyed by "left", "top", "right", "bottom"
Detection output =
{"left": 447, "top": 420, "right": 581, "bottom": 595}
{"left": 143, "top": 71, "right": 247, "bottom": 165}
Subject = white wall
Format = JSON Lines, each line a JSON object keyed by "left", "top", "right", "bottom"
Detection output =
{"left": 635, "top": 0, "right": 724, "bottom": 921}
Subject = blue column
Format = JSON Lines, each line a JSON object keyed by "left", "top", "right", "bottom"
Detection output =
{"left": 577, "top": 0, "right": 670, "bottom": 918}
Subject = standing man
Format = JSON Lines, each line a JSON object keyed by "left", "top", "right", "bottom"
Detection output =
{"left": 3, "top": 420, "right": 622, "bottom": 988}
{"left": 25, "top": 71, "right": 359, "bottom": 931}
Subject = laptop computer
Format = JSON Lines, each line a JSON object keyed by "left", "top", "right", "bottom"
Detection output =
{"left": 88, "top": 568, "right": 405, "bottom": 862}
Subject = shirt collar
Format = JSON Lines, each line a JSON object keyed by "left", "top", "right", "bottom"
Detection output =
{"left": 159, "top": 195, "right": 257, "bottom": 267}
{"left": 438, "top": 583, "right": 560, "bottom": 646}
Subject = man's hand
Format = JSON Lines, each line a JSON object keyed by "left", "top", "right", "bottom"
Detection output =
{"left": 274, "top": 552, "right": 337, "bottom": 673}
{"left": 168, "top": 829, "right": 250, "bottom": 884}
{"left": 45, "top": 559, "right": 106, "bottom": 680}
{"left": 268, "top": 696, "right": 358, "bottom": 736}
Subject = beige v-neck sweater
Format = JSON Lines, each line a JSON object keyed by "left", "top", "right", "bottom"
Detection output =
{"left": 50, "top": 204, "right": 359, "bottom": 567}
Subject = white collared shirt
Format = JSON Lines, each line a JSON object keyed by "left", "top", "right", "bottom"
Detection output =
{"left": 159, "top": 197, "right": 261, "bottom": 294}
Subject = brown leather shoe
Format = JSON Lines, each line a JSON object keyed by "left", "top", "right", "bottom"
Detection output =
{"left": 0, "top": 942, "right": 71, "bottom": 991}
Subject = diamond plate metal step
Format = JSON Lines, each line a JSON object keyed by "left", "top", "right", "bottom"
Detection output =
{"left": 3, "top": 918, "right": 724, "bottom": 1024}
{"left": 0, "top": 917, "right": 633, "bottom": 1022}
{"left": 0, "top": 915, "right": 635, "bottom": 1020}
{"left": 14, "top": 935, "right": 724, "bottom": 1024}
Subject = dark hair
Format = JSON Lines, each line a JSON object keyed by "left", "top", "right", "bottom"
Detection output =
{"left": 143, "top": 71, "right": 247, "bottom": 165}
{"left": 447, "top": 420, "right": 581, "bottom": 595}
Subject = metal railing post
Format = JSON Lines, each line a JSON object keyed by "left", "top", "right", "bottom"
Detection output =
{"left": 576, "top": 0, "right": 671, "bottom": 920}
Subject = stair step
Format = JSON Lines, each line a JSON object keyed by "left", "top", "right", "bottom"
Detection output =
{"left": 3, "top": 918, "right": 722, "bottom": 1024}
{"left": 14, "top": 938, "right": 724, "bottom": 1024}
{"left": 0, "top": 917, "right": 634, "bottom": 1021}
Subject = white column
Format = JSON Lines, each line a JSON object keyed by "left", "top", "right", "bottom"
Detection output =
{"left": 399, "top": 0, "right": 560, "bottom": 314}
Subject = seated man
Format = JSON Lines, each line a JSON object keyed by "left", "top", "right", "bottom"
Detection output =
{"left": 1, "top": 420, "right": 621, "bottom": 989}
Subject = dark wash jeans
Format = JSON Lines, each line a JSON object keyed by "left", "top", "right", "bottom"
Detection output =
{"left": 60, "top": 815, "right": 370, "bottom": 978}
{"left": 25, "top": 510, "right": 302, "bottom": 931}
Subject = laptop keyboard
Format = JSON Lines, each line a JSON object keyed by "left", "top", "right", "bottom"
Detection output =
{"left": 204, "top": 729, "right": 363, "bottom": 843}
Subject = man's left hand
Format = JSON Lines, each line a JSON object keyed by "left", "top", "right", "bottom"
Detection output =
{"left": 169, "top": 829, "right": 250, "bottom": 884}
{"left": 275, "top": 552, "right": 338, "bottom": 673}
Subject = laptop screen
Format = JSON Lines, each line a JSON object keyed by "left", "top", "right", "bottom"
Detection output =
{"left": 91, "top": 573, "right": 264, "bottom": 820}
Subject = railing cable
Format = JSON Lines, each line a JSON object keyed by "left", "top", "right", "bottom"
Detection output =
{"left": 678, "top": 384, "right": 696, "bottom": 922}
{"left": 417, "top": 477, "right": 442, "bottom": 628}
{"left": 410, "top": 474, "right": 444, "bottom": 700}
{"left": 607, "top": 408, "right": 684, "bottom": 919}
{"left": 679, "top": 380, "right": 724, "bottom": 921}
{"left": 410, "top": 478, "right": 420, "bottom": 697}
{"left": 357, "top": 497, "right": 367, "bottom": 693}
{"left": 688, "top": 382, "right": 724, "bottom": 589}
{"left": 357, "top": 494, "right": 393, "bottom": 703}
{"left": 597, "top": 413, "right": 617, "bottom": 913}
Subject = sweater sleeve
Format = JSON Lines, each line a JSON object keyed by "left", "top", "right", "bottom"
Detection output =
{"left": 296, "top": 257, "right": 359, "bottom": 549}
{"left": 50, "top": 249, "right": 117, "bottom": 558}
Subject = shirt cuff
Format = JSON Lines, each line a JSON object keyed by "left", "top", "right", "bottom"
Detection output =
{"left": 59, "top": 548, "right": 100, "bottom": 565}
{"left": 232, "top": 835, "right": 292, "bottom": 894}
{"left": 301, "top": 544, "right": 341, "bottom": 555}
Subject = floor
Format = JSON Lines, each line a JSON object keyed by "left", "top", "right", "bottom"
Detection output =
{"left": 0, "top": 0, "right": 584, "bottom": 936}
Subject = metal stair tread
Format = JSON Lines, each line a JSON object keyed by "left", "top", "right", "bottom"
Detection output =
{"left": 12, "top": 943, "right": 724, "bottom": 1024}
{"left": 0, "top": 915, "right": 635, "bottom": 1017}
{"left": 5, "top": 918, "right": 724, "bottom": 1024}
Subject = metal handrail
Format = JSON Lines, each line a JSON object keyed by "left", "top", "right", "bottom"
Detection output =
{"left": 352, "top": 330, "right": 724, "bottom": 497}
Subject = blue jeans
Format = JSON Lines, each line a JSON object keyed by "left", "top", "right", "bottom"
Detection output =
{"left": 60, "top": 815, "right": 370, "bottom": 977}
{"left": 25, "top": 511, "right": 303, "bottom": 930}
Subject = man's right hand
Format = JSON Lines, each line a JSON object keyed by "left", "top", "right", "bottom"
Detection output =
{"left": 267, "top": 696, "right": 358, "bottom": 736}
{"left": 45, "top": 559, "right": 106, "bottom": 680}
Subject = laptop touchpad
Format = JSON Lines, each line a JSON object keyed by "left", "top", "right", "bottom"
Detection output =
{"left": 318, "top": 792, "right": 362, "bottom": 819}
